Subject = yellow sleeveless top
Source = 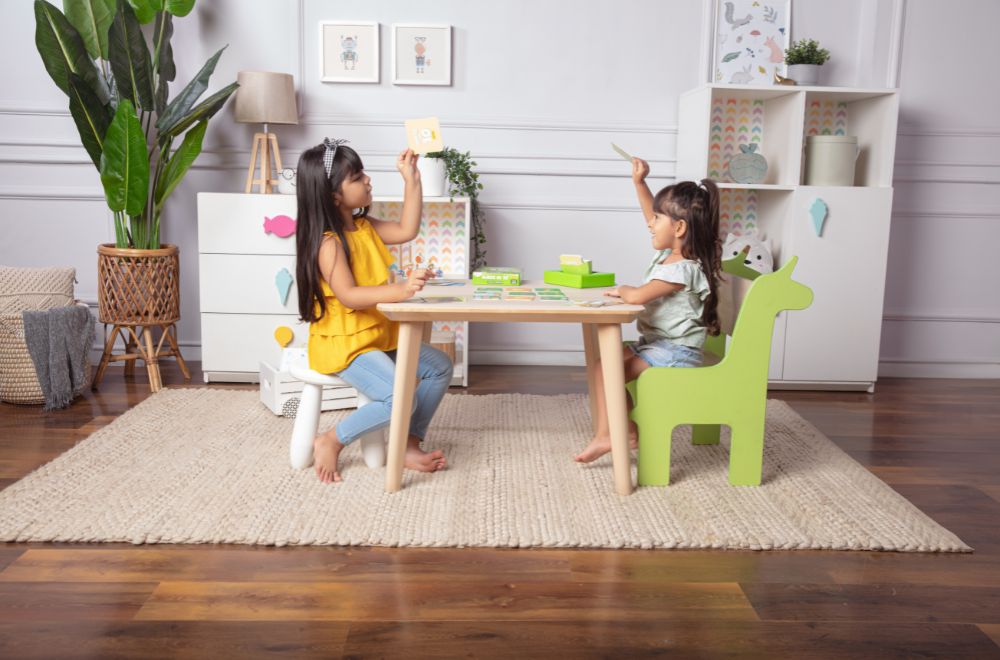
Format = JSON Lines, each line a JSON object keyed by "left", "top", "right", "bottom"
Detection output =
{"left": 308, "top": 218, "right": 399, "bottom": 373}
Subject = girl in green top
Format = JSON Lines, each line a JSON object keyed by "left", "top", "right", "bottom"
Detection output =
{"left": 575, "top": 158, "right": 722, "bottom": 463}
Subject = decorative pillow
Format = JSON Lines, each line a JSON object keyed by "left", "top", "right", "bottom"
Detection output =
{"left": 0, "top": 266, "right": 76, "bottom": 314}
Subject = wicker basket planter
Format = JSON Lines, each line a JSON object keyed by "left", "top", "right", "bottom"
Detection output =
{"left": 97, "top": 244, "right": 180, "bottom": 325}
{"left": 93, "top": 244, "right": 189, "bottom": 392}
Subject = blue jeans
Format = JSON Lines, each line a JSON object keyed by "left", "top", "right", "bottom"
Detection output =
{"left": 334, "top": 345, "right": 453, "bottom": 446}
{"left": 627, "top": 337, "right": 702, "bottom": 368}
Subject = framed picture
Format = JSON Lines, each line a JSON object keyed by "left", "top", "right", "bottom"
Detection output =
{"left": 320, "top": 21, "right": 379, "bottom": 83}
{"left": 392, "top": 24, "right": 452, "bottom": 86}
{"left": 712, "top": 1, "right": 790, "bottom": 85}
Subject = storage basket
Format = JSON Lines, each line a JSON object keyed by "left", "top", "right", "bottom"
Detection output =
{"left": 0, "top": 266, "right": 76, "bottom": 404}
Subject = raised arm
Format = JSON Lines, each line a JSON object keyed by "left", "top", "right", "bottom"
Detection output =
{"left": 632, "top": 157, "right": 655, "bottom": 223}
{"left": 370, "top": 148, "right": 423, "bottom": 246}
{"left": 319, "top": 236, "right": 431, "bottom": 309}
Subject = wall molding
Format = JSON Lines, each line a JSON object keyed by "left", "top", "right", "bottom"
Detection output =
{"left": 883, "top": 312, "right": 1000, "bottom": 324}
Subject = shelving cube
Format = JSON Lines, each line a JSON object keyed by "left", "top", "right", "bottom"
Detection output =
{"left": 677, "top": 84, "right": 899, "bottom": 391}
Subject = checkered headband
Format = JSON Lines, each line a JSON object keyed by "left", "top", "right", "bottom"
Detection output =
{"left": 322, "top": 138, "right": 349, "bottom": 179}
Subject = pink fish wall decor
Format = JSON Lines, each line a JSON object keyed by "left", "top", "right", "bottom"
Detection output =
{"left": 263, "top": 215, "right": 297, "bottom": 238}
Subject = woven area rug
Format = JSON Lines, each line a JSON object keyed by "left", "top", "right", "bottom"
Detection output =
{"left": 0, "top": 389, "right": 970, "bottom": 552}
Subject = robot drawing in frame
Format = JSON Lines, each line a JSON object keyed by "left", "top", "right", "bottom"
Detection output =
{"left": 393, "top": 24, "right": 452, "bottom": 86}
{"left": 321, "top": 21, "right": 379, "bottom": 83}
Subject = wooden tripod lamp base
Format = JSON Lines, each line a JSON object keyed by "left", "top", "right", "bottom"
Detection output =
{"left": 245, "top": 132, "right": 283, "bottom": 194}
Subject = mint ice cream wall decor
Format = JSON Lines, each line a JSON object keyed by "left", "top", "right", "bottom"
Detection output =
{"left": 275, "top": 268, "right": 294, "bottom": 306}
{"left": 809, "top": 198, "right": 828, "bottom": 237}
{"left": 728, "top": 144, "right": 768, "bottom": 184}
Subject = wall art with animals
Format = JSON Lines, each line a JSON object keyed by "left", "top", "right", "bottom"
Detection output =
{"left": 714, "top": 1, "right": 789, "bottom": 85}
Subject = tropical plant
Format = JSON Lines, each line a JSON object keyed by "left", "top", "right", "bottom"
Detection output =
{"left": 34, "top": 0, "right": 238, "bottom": 249}
{"left": 425, "top": 147, "right": 487, "bottom": 270}
{"left": 784, "top": 38, "right": 831, "bottom": 66}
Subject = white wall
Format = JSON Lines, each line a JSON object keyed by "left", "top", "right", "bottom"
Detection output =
{"left": 1, "top": 0, "right": 997, "bottom": 378}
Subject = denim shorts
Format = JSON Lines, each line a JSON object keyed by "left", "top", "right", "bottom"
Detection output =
{"left": 627, "top": 337, "right": 702, "bottom": 368}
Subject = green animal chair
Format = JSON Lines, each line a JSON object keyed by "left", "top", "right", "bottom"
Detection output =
{"left": 628, "top": 255, "right": 813, "bottom": 486}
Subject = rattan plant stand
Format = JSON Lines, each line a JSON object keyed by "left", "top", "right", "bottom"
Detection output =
{"left": 92, "top": 244, "right": 190, "bottom": 393}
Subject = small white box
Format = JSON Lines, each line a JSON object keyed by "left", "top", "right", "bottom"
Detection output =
{"left": 259, "top": 361, "right": 359, "bottom": 417}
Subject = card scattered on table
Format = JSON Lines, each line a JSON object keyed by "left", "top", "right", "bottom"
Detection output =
{"left": 413, "top": 295, "right": 464, "bottom": 303}
{"left": 405, "top": 117, "right": 444, "bottom": 154}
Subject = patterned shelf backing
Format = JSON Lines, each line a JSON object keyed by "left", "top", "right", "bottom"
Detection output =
{"left": 371, "top": 200, "right": 469, "bottom": 361}
{"left": 710, "top": 96, "right": 849, "bottom": 237}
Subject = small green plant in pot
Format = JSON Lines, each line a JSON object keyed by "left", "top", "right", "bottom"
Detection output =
{"left": 425, "top": 148, "right": 487, "bottom": 272}
{"left": 784, "top": 38, "right": 831, "bottom": 85}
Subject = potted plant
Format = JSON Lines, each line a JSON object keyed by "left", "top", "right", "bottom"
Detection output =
{"left": 34, "top": 0, "right": 237, "bottom": 388}
{"left": 424, "top": 148, "right": 487, "bottom": 271}
{"left": 784, "top": 38, "right": 831, "bottom": 85}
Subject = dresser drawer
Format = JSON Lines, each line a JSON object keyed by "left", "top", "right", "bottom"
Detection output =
{"left": 201, "top": 313, "right": 308, "bottom": 374}
{"left": 199, "top": 254, "right": 301, "bottom": 314}
{"left": 198, "top": 192, "right": 298, "bottom": 255}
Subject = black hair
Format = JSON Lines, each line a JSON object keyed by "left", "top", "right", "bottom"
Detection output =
{"left": 651, "top": 178, "right": 723, "bottom": 336}
{"left": 295, "top": 143, "right": 368, "bottom": 323}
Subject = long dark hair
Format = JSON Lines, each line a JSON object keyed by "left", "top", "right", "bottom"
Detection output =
{"left": 651, "top": 178, "right": 722, "bottom": 336}
{"left": 295, "top": 143, "right": 368, "bottom": 323}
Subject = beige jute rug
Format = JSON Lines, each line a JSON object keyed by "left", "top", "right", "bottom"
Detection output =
{"left": 0, "top": 389, "right": 969, "bottom": 552}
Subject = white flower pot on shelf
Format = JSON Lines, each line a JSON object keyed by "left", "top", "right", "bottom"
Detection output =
{"left": 418, "top": 156, "right": 447, "bottom": 197}
{"left": 787, "top": 64, "right": 821, "bottom": 85}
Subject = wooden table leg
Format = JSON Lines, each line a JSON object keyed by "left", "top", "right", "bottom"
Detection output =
{"left": 596, "top": 323, "right": 633, "bottom": 495}
{"left": 581, "top": 323, "right": 601, "bottom": 436}
{"left": 385, "top": 321, "right": 424, "bottom": 492}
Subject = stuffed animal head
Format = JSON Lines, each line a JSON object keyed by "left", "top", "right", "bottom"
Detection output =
{"left": 723, "top": 230, "right": 773, "bottom": 274}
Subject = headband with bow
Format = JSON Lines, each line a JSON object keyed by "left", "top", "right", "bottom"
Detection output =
{"left": 323, "top": 137, "right": 349, "bottom": 178}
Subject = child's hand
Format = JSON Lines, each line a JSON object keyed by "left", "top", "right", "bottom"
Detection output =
{"left": 397, "top": 148, "right": 421, "bottom": 185}
{"left": 631, "top": 157, "right": 650, "bottom": 184}
{"left": 604, "top": 286, "right": 623, "bottom": 298}
{"left": 397, "top": 267, "right": 434, "bottom": 299}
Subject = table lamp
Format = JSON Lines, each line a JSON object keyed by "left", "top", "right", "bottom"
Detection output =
{"left": 234, "top": 71, "right": 298, "bottom": 193}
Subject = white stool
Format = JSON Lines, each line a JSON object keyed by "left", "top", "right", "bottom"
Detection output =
{"left": 288, "top": 365, "right": 386, "bottom": 470}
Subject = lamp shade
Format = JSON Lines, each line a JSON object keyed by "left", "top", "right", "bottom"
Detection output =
{"left": 234, "top": 71, "right": 298, "bottom": 125}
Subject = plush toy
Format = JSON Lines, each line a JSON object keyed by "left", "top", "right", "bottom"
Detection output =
{"left": 722, "top": 230, "right": 774, "bottom": 275}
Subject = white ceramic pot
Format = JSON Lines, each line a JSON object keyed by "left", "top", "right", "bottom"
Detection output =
{"left": 787, "top": 64, "right": 821, "bottom": 85}
{"left": 418, "top": 156, "right": 447, "bottom": 197}
{"left": 805, "top": 135, "right": 861, "bottom": 186}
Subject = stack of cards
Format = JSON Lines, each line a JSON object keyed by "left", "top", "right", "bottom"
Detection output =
{"left": 503, "top": 287, "right": 536, "bottom": 302}
{"left": 473, "top": 287, "right": 503, "bottom": 301}
{"left": 534, "top": 287, "right": 570, "bottom": 302}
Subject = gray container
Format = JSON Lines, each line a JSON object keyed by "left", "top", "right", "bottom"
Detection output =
{"left": 805, "top": 135, "right": 860, "bottom": 186}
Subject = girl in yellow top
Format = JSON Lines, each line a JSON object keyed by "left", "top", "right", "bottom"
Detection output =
{"left": 295, "top": 139, "right": 453, "bottom": 483}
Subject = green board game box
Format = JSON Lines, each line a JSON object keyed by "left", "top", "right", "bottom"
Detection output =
{"left": 472, "top": 266, "right": 522, "bottom": 286}
{"left": 543, "top": 270, "right": 615, "bottom": 288}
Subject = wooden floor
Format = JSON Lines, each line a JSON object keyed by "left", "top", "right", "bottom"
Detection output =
{"left": 1, "top": 363, "right": 999, "bottom": 659}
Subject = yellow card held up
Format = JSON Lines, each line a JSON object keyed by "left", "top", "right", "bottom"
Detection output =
{"left": 405, "top": 117, "right": 444, "bottom": 154}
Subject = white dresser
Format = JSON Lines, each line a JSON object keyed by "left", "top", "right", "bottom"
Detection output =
{"left": 197, "top": 193, "right": 470, "bottom": 385}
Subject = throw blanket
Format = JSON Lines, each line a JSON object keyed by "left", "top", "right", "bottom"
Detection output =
{"left": 22, "top": 304, "right": 94, "bottom": 410}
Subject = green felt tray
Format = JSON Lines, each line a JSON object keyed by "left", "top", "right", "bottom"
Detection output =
{"left": 543, "top": 270, "right": 615, "bottom": 288}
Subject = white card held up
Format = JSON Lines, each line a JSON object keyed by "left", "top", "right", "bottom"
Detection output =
{"left": 610, "top": 142, "right": 633, "bottom": 161}
{"left": 405, "top": 117, "right": 444, "bottom": 154}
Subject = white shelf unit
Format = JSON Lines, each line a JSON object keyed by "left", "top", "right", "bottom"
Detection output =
{"left": 197, "top": 193, "right": 471, "bottom": 386}
{"left": 676, "top": 84, "right": 899, "bottom": 391}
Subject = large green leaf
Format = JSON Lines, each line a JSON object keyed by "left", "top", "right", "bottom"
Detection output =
{"left": 64, "top": 0, "right": 115, "bottom": 60}
{"left": 100, "top": 99, "right": 149, "bottom": 216}
{"left": 165, "top": 0, "right": 194, "bottom": 17}
{"left": 108, "top": 0, "right": 154, "bottom": 110}
{"left": 152, "top": 11, "right": 173, "bottom": 113}
{"left": 34, "top": 0, "right": 102, "bottom": 96}
{"left": 125, "top": 0, "right": 159, "bottom": 23}
{"left": 158, "top": 81, "right": 237, "bottom": 140}
{"left": 154, "top": 120, "right": 204, "bottom": 209}
{"left": 68, "top": 72, "right": 112, "bottom": 168}
{"left": 156, "top": 45, "right": 226, "bottom": 133}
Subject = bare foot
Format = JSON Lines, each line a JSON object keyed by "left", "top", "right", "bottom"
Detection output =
{"left": 574, "top": 423, "right": 639, "bottom": 464}
{"left": 313, "top": 429, "right": 345, "bottom": 483}
{"left": 404, "top": 435, "right": 447, "bottom": 472}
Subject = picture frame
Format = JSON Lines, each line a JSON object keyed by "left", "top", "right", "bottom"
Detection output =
{"left": 392, "top": 24, "right": 452, "bottom": 86}
{"left": 320, "top": 21, "right": 379, "bottom": 83}
{"left": 712, "top": 0, "right": 791, "bottom": 85}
